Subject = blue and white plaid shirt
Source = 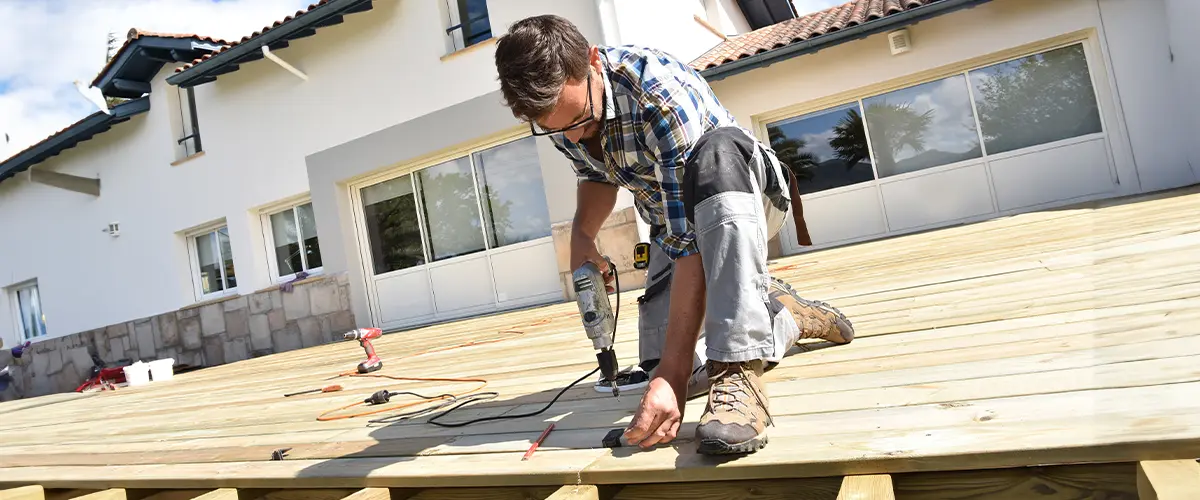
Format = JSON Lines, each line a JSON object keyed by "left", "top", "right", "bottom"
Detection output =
{"left": 549, "top": 45, "right": 770, "bottom": 261}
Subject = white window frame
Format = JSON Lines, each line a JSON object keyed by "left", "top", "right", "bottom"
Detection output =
{"left": 756, "top": 36, "right": 1111, "bottom": 198}
{"left": 443, "top": 0, "right": 492, "bottom": 53}
{"left": 9, "top": 280, "right": 47, "bottom": 341}
{"left": 261, "top": 199, "right": 324, "bottom": 284}
{"left": 174, "top": 86, "right": 202, "bottom": 161}
{"left": 186, "top": 221, "right": 238, "bottom": 301}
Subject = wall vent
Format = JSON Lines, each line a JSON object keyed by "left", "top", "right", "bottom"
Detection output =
{"left": 889, "top": 29, "right": 912, "bottom": 55}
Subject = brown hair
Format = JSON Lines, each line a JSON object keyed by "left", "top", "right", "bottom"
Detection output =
{"left": 494, "top": 15, "right": 591, "bottom": 122}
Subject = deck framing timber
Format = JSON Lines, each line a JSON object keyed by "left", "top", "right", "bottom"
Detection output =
{"left": 2, "top": 186, "right": 1199, "bottom": 498}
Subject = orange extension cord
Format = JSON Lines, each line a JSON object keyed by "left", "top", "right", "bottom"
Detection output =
{"left": 313, "top": 317, "right": 561, "bottom": 421}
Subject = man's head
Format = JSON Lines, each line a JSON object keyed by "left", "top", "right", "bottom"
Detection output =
{"left": 495, "top": 15, "right": 605, "bottom": 143}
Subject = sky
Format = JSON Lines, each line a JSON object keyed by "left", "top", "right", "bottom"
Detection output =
{"left": 0, "top": 0, "right": 849, "bottom": 162}
{"left": 0, "top": 0, "right": 312, "bottom": 161}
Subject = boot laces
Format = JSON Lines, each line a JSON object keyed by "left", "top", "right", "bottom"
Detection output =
{"left": 708, "top": 362, "right": 772, "bottom": 425}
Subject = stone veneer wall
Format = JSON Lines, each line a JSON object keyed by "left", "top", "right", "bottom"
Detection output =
{"left": 0, "top": 273, "right": 355, "bottom": 401}
{"left": 551, "top": 206, "right": 648, "bottom": 301}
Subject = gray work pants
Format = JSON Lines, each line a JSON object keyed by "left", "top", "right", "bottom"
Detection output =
{"left": 637, "top": 127, "right": 801, "bottom": 369}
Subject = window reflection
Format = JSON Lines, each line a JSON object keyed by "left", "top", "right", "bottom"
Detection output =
{"left": 864, "top": 75, "right": 982, "bottom": 177}
{"left": 970, "top": 43, "right": 1103, "bottom": 155}
{"left": 766, "top": 102, "right": 875, "bottom": 196}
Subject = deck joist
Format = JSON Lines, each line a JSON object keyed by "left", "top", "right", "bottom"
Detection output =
{"left": 2, "top": 185, "right": 1200, "bottom": 498}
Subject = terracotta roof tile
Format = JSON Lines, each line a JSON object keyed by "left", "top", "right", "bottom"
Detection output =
{"left": 174, "top": 0, "right": 335, "bottom": 73}
{"left": 691, "top": 0, "right": 940, "bottom": 71}
{"left": 91, "top": 29, "right": 230, "bottom": 87}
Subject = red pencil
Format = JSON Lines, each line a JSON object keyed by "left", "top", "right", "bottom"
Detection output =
{"left": 522, "top": 423, "right": 555, "bottom": 461}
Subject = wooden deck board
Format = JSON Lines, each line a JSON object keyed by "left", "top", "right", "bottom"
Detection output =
{"left": 0, "top": 186, "right": 1197, "bottom": 488}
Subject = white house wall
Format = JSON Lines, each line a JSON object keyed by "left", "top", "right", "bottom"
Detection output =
{"left": 608, "top": 0, "right": 725, "bottom": 63}
{"left": 1164, "top": 0, "right": 1200, "bottom": 178}
{"left": 0, "top": 0, "right": 610, "bottom": 345}
{"left": 707, "top": 0, "right": 1194, "bottom": 251}
{"left": 1096, "top": 0, "right": 1197, "bottom": 191}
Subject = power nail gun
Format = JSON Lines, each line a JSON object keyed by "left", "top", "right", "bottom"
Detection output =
{"left": 344, "top": 327, "right": 383, "bottom": 374}
{"left": 573, "top": 257, "right": 620, "bottom": 397}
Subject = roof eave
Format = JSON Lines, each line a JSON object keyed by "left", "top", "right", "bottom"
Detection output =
{"left": 700, "top": 0, "right": 994, "bottom": 82}
{"left": 93, "top": 37, "right": 223, "bottom": 97}
{"left": 166, "top": 0, "right": 374, "bottom": 87}
{"left": 0, "top": 97, "right": 151, "bottom": 183}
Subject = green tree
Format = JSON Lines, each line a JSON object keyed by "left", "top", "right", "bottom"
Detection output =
{"left": 973, "top": 45, "right": 1101, "bottom": 154}
{"left": 830, "top": 108, "right": 869, "bottom": 169}
{"left": 768, "top": 127, "right": 817, "bottom": 181}
{"left": 862, "top": 101, "right": 933, "bottom": 174}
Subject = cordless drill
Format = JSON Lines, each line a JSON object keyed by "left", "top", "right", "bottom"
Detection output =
{"left": 344, "top": 328, "right": 383, "bottom": 374}
{"left": 573, "top": 257, "right": 620, "bottom": 397}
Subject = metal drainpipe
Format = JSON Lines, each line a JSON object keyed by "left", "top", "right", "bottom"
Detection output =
{"left": 594, "top": 0, "right": 622, "bottom": 46}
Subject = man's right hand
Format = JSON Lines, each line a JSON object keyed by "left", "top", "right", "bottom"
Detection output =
{"left": 571, "top": 236, "right": 614, "bottom": 292}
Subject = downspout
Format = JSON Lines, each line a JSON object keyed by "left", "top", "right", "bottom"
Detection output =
{"left": 262, "top": 46, "right": 309, "bottom": 81}
{"left": 594, "top": 0, "right": 623, "bottom": 46}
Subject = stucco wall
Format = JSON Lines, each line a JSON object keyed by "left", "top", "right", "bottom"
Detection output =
{"left": 1096, "top": 0, "right": 1197, "bottom": 191}
{"left": 0, "top": 1, "right": 607, "bottom": 346}
{"left": 707, "top": 0, "right": 1194, "bottom": 199}
{"left": 1164, "top": 0, "right": 1200, "bottom": 179}
{"left": 609, "top": 0, "right": 725, "bottom": 63}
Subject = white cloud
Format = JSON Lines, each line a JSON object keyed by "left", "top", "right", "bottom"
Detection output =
{"left": 790, "top": 0, "right": 847, "bottom": 16}
{"left": 0, "top": 0, "right": 312, "bottom": 161}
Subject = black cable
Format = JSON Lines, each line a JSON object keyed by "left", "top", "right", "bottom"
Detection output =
{"left": 423, "top": 265, "right": 621, "bottom": 428}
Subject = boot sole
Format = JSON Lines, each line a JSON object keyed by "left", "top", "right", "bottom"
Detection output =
{"left": 769, "top": 277, "right": 854, "bottom": 344}
{"left": 697, "top": 431, "right": 769, "bottom": 455}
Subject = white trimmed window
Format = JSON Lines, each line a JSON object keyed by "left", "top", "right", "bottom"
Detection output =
{"left": 263, "top": 201, "right": 323, "bottom": 282}
{"left": 174, "top": 86, "right": 202, "bottom": 161}
{"left": 188, "top": 224, "right": 237, "bottom": 300}
{"left": 444, "top": 0, "right": 492, "bottom": 52}
{"left": 10, "top": 281, "right": 47, "bottom": 341}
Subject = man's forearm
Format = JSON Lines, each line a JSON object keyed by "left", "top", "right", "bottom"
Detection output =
{"left": 655, "top": 253, "right": 705, "bottom": 390}
{"left": 572, "top": 181, "right": 619, "bottom": 241}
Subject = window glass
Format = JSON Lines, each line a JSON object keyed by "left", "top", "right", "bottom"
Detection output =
{"left": 864, "top": 74, "right": 982, "bottom": 177}
{"left": 271, "top": 210, "right": 302, "bottom": 276}
{"left": 362, "top": 175, "right": 426, "bottom": 274}
{"left": 195, "top": 232, "right": 224, "bottom": 294}
{"left": 297, "top": 203, "right": 322, "bottom": 269}
{"left": 474, "top": 137, "right": 552, "bottom": 248}
{"left": 417, "top": 157, "right": 487, "bottom": 261}
{"left": 218, "top": 227, "right": 236, "bottom": 289}
{"left": 767, "top": 102, "right": 876, "bottom": 195}
{"left": 970, "top": 43, "right": 1103, "bottom": 155}
{"left": 459, "top": 0, "right": 491, "bottom": 46}
{"left": 16, "top": 285, "right": 46, "bottom": 340}
{"left": 270, "top": 203, "right": 323, "bottom": 278}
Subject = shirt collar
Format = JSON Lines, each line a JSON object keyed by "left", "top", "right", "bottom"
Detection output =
{"left": 598, "top": 47, "right": 618, "bottom": 122}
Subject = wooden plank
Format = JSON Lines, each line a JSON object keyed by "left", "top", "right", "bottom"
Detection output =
{"left": 336, "top": 489, "right": 416, "bottom": 500}
{"left": 614, "top": 479, "right": 839, "bottom": 499}
{"left": 72, "top": 490, "right": 125, "bottom": 500}
{"left": 545, "top": 485, "right": 622, "bottom": 500}
{"left": 837, "top": 475, "right": 893, "bottom": 500}
{"left": 0, "top": 487, "right": 44, "bottom": 500}
{"left": 1137, "top": 460, "right": 1200, "bottom": 500}
{"left": 406, "top": 486, "right": 559, "bottom": 499}
{"left": 137, "top": 491, "right": 218, "bottom": 500}
{"left": 894, "top": 463, "right": 1138, "bottom": 499}
{"left": 43, "top": 491, "right": 101, "bottom": 500}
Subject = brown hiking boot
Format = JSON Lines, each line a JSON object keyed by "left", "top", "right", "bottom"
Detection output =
{"left": 695, "top": 359, "right": 772, "bottom": 455}
{"left": 768, "top": 277, "right": 854, "bottom": 344}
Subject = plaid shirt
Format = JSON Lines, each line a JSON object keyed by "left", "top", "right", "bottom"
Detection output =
{"left": 549, "top": 45, "right": 755, "bottom": 261}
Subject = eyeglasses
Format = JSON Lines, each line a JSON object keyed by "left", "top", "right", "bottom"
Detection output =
{"left": 529, "top": 72, "right": 599, "bottom": 136}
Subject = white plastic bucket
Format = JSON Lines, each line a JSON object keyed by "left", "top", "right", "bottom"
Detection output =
{"left": 123, "top": 361, "right": 151, "bottom": 387}
{"left": 148, "top": 358, "right": 176, "bottom": 382}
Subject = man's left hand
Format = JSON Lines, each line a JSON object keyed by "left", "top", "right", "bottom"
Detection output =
{"left": 624, "top": 377, "right": 684, "bottom": 448}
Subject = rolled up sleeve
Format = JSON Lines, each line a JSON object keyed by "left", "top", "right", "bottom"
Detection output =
{"left": 639, "top": 83, "right": 707, "bottom": 260}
